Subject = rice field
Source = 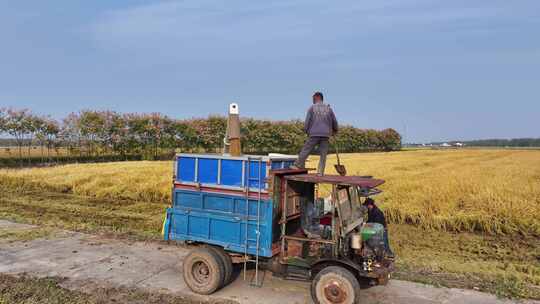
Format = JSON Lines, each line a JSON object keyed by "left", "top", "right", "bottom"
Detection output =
{"left": 1, "top": 149, "right": 539, "bottom": 236}
{"left": 315, "top": 149, "right": 540, "bottom": 235}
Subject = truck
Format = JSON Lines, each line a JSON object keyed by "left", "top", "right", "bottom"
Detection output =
{"left": 162, "top": 153, "right": 394, "bottom": 304}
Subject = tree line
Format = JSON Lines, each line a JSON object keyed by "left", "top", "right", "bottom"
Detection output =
{"left": 0, "top": 107, "right": 401, "bottom": 165}
{"left": 461, "top": 138, "right": 540, "bottom": 147}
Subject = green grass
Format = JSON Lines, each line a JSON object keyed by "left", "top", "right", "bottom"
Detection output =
{"left": 0, "top": 274, "right": 236, "bottom": 304}
{"left": 1, "top": 187, "right": 539, "bottom": 299}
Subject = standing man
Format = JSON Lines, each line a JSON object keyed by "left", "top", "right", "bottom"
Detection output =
{"left": 293, "top": 92, "right": 338, "bottom": 175}
{"left": 364, "top": 197, "right": 395, "bottom": 258}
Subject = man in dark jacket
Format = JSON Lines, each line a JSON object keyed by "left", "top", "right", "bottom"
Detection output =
{"left": 293, "top": 92, "right": 338, "bottom": 175}
{"left": 364, "top": 197, "right": 394, "bottom": 257}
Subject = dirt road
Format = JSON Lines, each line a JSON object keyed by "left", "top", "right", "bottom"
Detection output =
{"left": 0, "top": 220, "right": 536, "bottom": 304}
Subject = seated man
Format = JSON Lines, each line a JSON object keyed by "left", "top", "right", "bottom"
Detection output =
{"left": 363, "top": 197, "right": 394, "bottom": 257}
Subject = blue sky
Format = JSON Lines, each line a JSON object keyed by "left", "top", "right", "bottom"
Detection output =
{"left": 1, "top": 0, "right": 539, "bottom": 142}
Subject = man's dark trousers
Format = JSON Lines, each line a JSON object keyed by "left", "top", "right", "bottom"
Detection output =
{"left": 295, "top": 136, "right": 329, "bottom": 175}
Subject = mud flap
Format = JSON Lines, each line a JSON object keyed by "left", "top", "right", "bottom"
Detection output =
{"left": 162, "top": 208, "right": 171, "bottom": 240}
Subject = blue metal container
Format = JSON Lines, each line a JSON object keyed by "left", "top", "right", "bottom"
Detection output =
{"left": 174, "top": 153, "right": 296, "bottom": 191}
{"left": 163, "top": 153, "right": 296, "bottom": 257}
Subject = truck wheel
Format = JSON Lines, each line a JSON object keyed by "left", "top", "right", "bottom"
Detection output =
{"left": 183, "top": 248, "right": 225, "bottom": 295}
{"left": 205, "top": 245, "right": 233, "bottom": 286}
{"left": 311, "top": 266, "right": 361, "bottom": 304}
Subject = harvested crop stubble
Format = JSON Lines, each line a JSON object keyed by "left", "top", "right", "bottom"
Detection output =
{"left": 1, "top": 149, "right": 539, "bottom": 235}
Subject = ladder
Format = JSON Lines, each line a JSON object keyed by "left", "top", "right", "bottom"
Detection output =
{"left": 243, "top": 156, "right": 264, "bottom": 287}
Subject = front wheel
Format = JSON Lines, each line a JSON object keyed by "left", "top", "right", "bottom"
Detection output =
{"left": 311, "top": 266, "right": 361, "bottom": 304}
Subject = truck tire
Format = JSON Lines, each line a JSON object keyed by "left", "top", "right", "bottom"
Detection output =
{"left": 311, "top": 266, "right": 361, "bottom": 304}
{"left": 183, "top": 247, "right": 225, "bottom": 295}
{"left": 205, "top": 246, "right": 233, "bottom": 286}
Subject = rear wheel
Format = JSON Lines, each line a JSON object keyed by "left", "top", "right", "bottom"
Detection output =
{"left": 205, "top": 245, "right": 233, "bottom": 286}
{"left": 311, "top": 266, "right": 361, "bottom": 304}
{"left": 182, "top": 248, "right": 224, "bottom": 295}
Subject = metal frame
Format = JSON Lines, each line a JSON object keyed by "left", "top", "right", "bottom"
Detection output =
{"left": 243, "top": 156, "right": 264, "bottom": 287}
{"left": 277, "top": 179, "right": 382, "bottom": 264}
{"left": 279, "top": 180, "right": 340, "bottom": 265}
{"left": 174, "top": 181, "right": 266, "bottom": 192}
{"left": 176, "top": 153, "right": 297, "bottom": 162}
{"left": 175, "top": 153, "right": 298, "bottom": 193}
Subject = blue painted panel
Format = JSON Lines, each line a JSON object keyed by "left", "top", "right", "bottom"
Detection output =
{"left": 246, "top": 160, "right": 267, "bottom": 189}
{"left": 176, "top": 154, "right": 295, "bottom": 191}
{"left": 166, "top": 190, "right": 274, "bottom": 257}
{"left": 175, "top": 191, "right": 201, "bottom": 209}
{"left": 169, "top": 209, "right": 188, "bottom": 235}
{"left": 210, "top": 220, "right": 241, "bottom": 243}
{"left": 188, "top": 215, "right": 209, "bottom": 238}
{"left": 178, "top": 157, "right": 196, "bottom": 182}
{"left": 204, "top": 195, "right": 233, "bottom": 213}
{"left": 198, "top": 158, "right": 218, "bottom": 184}
{"left": 220, "top": 159, "right": 243, "bottom": 187}
{"left": 236, "top": 197, "right": 266, "bottom": 218}
{"left": 270, "top": 160, "right": 294, "bottom": 170}
{"left": 271, "top": 161, "right": 282, "bottom": 170}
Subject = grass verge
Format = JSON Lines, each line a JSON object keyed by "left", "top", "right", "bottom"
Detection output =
{"left": 0, "top": 274, "right": 236, "bottom": 304}
{"left": 0, "top": 226, "right": 57, "bottom": 243}
{"left": 390, "top": 225, "right": 540, "bottom": 299}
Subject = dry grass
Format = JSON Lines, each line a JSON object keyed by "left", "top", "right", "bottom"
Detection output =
{"left": 0, "top": 161, "right": 172, "bottom": 203}
{"left": 310, "top": 149, "right": 540, "bottom": 235}
{"left": 1, "top": 149, "right": 539, "bottom": 235}
{"left": 0, "top": 147, "right": 71, "bottom": 158}
{"left": 0, "top": 273, "right": 236, "bottom": 304}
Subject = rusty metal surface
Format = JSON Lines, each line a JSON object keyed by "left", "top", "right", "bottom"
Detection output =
{"left": 285, "top": 174, "right": 385, "bottom": 188}
{"left": 270, "top": 168, "right": 309, "bottom": 175}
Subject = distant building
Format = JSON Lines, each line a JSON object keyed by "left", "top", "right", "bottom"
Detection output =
{"left": 454, "top": 142, "right": 464, "bottom": 147}
{"left": 440, "top": 143, "right": 451, "bottom": 147}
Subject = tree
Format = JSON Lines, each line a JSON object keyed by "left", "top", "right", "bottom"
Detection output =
{"left": 60, "top": 112, "right": 82, "bottom": 157}
{"left": 33, "top": 115, "right": 47, "bottom": 160}
{"left": 35, "top": 116, "right": 59, "bottom": 160}
{"left": 169, "top": 120, "right": 199, "bottom": 152}
{"left": 378, "top": 128, "right": 401, "bottom": 151}
{"left": 79, "top": 110, "right": 105, "bottom": 156}
{"left": 98, "top": 111, "right": 125, "bottom": 156}
{"left": 4, "top": 108, "right": 33, "bottom": 162}
{"left": 191, "top": 116, "right": 227, "bottom": 152}
{"left": 0, "top": 108, "right": 6, "bottom": 134}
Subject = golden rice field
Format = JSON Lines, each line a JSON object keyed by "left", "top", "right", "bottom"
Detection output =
{"left": 1, "top": 149, "right": 539, "bottom": 236}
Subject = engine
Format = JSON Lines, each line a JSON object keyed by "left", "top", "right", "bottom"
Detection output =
{"left": 350, "top": 223, "right": 386, "bottom": 270}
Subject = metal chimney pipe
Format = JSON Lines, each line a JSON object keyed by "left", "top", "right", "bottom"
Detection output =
{"left": 224, "top": 103, "right": 241, "bottom": 156}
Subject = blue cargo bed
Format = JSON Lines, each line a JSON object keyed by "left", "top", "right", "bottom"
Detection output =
{"left": 163, "top": 153, "right": 297, "bottom": 258}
